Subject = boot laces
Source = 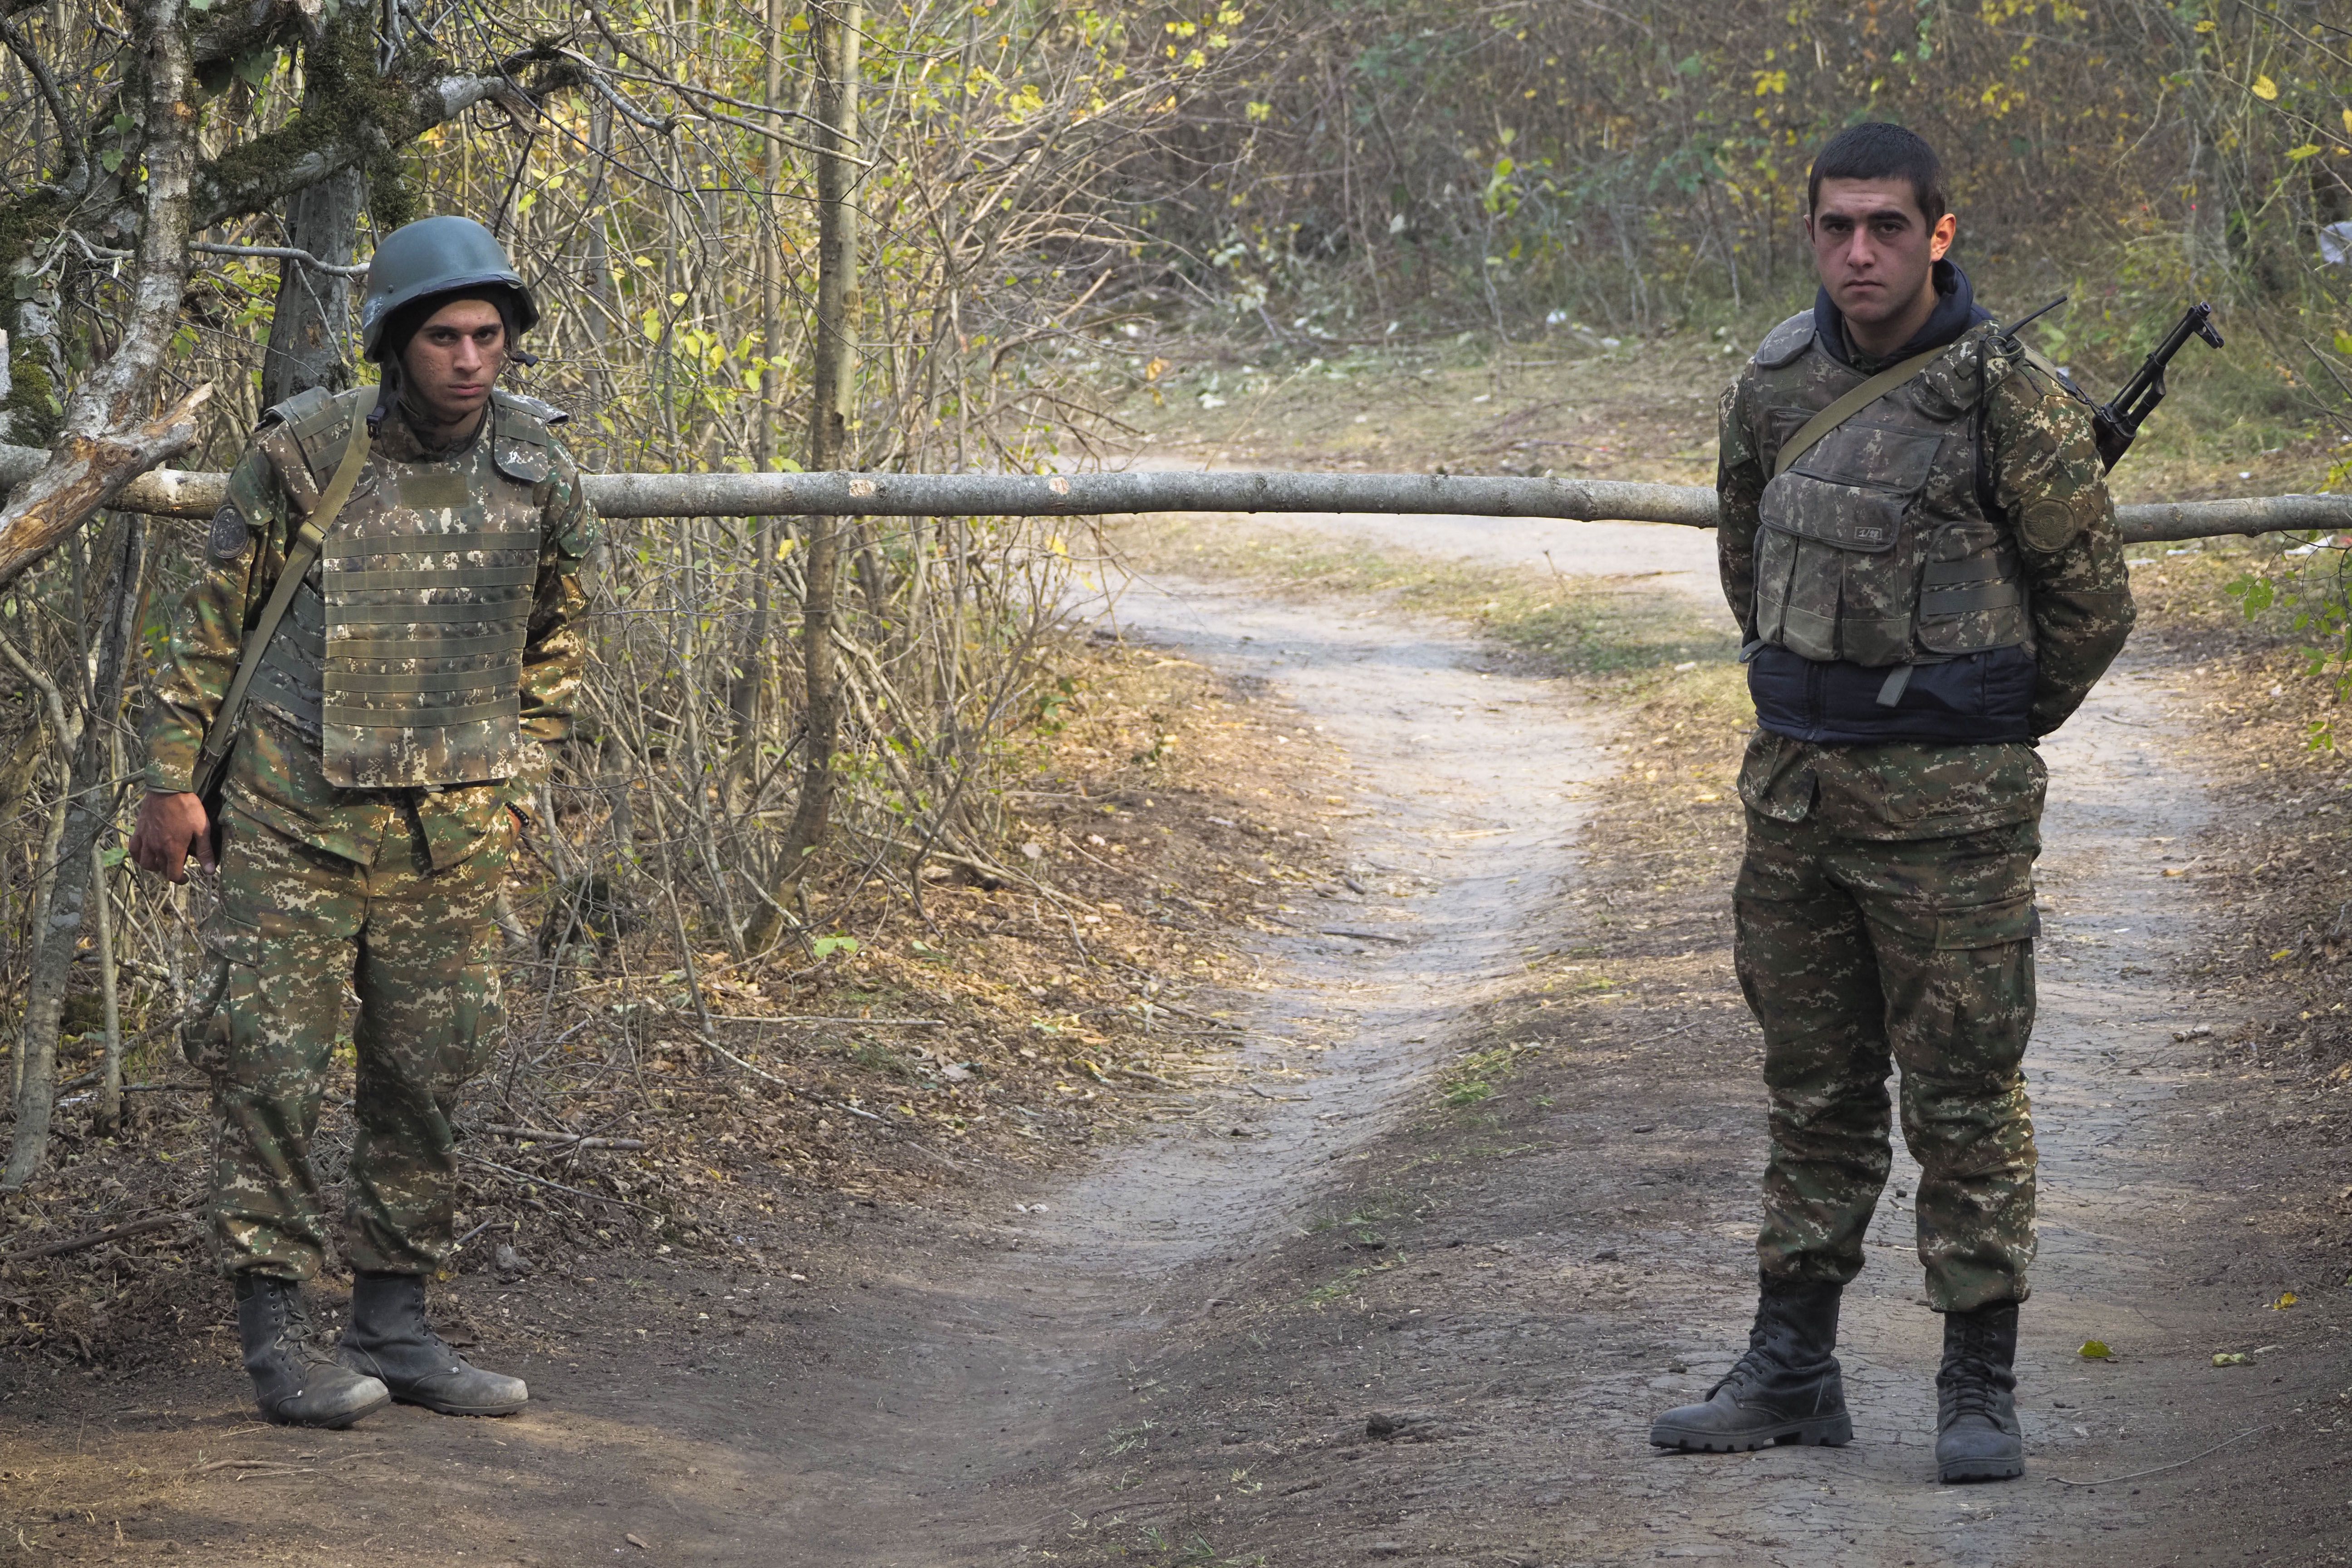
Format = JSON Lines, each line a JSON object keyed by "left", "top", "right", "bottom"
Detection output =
{"left": 268, "top": 1291, "right": 345, "bottom": 1374}
{"left": 1712, "top": 1344, "right": 1779, "bottom": 1400}
{"left": 371, "top": 1290, "right": 464, "bottom": 1371}
{"left": 1940, "top": 1353, "right": 2005, "bottom": 1422}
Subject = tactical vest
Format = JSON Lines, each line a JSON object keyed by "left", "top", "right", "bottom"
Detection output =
{"left": 247, "top": 386, "right": 563, "bottom": 789}
{"left": 1747, "top": 311, "right": 2032, "bottom": 670}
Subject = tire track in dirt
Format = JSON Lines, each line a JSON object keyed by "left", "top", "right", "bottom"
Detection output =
{"left": 758, "top": 579, "right": 1621, "bottom": 1562}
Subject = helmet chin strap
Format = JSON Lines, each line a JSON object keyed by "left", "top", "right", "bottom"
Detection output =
{"left": 368, "top": 358, "right": 400, "bottom": 434}
{"left": 494, "top": 295, "right": 539, "bottom": 367}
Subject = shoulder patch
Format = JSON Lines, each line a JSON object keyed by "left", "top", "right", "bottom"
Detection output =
{"left": 1754, "top": 310, "right": 1817, "bottom": 369}
{"left": 207, "top": 503, "right": 251, "bottom": 561}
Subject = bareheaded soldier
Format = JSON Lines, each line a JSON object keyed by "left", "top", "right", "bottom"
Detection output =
{"left": 130, "top": 216, "right": 597, "bottom": 1427}
{"left": 1648, "top": 125, "right": 2133, "bottom": 1482}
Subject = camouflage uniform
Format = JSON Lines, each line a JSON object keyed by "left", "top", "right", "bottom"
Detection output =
{"left": 147, "top": 387, "right": 597, "bottom": 1281}
{"left": 1717, "top": 307, "right": 2134, "bottom": 1313}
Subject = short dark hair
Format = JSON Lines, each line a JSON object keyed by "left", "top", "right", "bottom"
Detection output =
{"left": 1806, "top": 122, "right": 1947, "bottom": 227}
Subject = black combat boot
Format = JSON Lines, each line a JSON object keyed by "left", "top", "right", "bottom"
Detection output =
{"left": 1936, "top": 1301, "right": 2024, "bottom": 1483}
{"left": 337, "top": 1270, "right": 528, "bottom": 1416}
{"left": 234, "top": 1274, "right": 391, "bottom": 1429}
{"left": 1650, "top": 1278, "right": 1852, "bottom": 1452}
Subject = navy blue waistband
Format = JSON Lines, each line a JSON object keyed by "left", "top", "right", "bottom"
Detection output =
{"left": 1747, "top": 644, "right": 2036, "bottom": 745}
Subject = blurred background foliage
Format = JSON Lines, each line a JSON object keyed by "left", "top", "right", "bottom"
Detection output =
{"left": 1143, "top": 0, "right": 2349, "bottom": 403}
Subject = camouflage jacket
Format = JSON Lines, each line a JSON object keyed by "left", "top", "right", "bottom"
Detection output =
{"left": 1719, "top": 314, "right": 2135, "bottom": 740}
{"left": 145, "top": 392, "right": 598, "bottom": 870}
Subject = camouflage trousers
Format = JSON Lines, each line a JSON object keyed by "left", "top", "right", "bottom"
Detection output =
{"left": 191, "top": 804, "right": 511, "bottom": 1280}
{"left": 1734, "top": 808, "right": 2041, "bottom": 1313}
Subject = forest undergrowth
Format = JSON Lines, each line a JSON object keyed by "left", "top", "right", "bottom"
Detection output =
{"left": 0, "top": 631, "right": 1364, "bottom": 1368}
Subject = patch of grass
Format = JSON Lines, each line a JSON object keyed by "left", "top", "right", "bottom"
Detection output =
{"left": 1303, "top": 1254, "right": 1399, "bottom": 1306}
{"left": 1441, "top": 1042, "right": 1541, "bottom": 1110}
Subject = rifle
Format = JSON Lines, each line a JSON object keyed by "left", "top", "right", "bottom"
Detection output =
{"left": 2089, "top": 302, "right": 2225, "bottom": 471}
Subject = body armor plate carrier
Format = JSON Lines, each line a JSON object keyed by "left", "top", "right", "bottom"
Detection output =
{"left": 1749, "top": 311, "right": 2033, "bottom": 670}
{"left": 249, "top": 387, "right": 559, "bottom": 788}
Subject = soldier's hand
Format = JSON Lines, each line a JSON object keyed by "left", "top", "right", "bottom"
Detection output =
{"left": 130, "top": 791, "right": 214, "bottom": 882}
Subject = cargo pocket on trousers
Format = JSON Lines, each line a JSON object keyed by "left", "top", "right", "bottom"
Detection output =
{"left": 181, "top": 925, "right": 257, "bottom": 1078}
{"left": 1931, "top": 892, "right": 2040, "bottom": 950}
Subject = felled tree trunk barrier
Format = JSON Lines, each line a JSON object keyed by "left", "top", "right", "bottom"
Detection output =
{"left": 2, "top": 443, "right": 2345, "bottom": 544}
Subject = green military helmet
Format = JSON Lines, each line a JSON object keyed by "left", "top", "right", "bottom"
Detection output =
{"left": 358, "top": 216, "right": 539, "bottom": 362}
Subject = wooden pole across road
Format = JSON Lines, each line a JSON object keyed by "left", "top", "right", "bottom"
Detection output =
{"left": 2, "top": 444, "right": 2344, "bottom": 545}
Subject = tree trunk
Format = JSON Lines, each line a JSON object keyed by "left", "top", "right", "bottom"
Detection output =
{"left": 0, "top": 0, "right": 205, "bottom": 596}
{"left": 728, "top": 0, "right": 792, "bottom": 748}
{"left": 5, "top": 514, "right": 144, "bottom": 1190}
{"left": 260, "top": 167, "right": 364, "bottom": 406}
{"left": 749, "top": 0, "right": 860, "bottom": 954}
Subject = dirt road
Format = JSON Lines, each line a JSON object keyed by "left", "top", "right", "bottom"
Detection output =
{"left": 5, "top": 528, "right": 2346, "bottom": 1563}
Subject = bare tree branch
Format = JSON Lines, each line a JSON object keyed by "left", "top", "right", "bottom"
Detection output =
{"left": 0, "top": 0, "right": 206, "bottom": 596}
{"left": 0, "top": 13, "right": 89, "bottom": 199}
{"left": 191, "top": 65, "right": 564, "bottom": 229}
{"left": 192, "top": 240, "right": 369, "bottom": 277}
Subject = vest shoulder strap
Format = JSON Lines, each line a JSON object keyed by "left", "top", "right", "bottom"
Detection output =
{"left": 493, "top": 387, "right": 570, "bottom": 428}
{"left": 260, "top": 385, "right": 372, "bottom": 494}
{"left": 1771, "top": 343, "right": 1957, "bottom": 480}
{"left": 489, "top": 388, "right": 563, "bottom": 485}
{"left": 1754, "top": 310, "right": 1815, "bottom": 369}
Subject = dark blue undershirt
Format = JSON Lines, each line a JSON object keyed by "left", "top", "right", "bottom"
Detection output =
{"left": 1749, "top": 259, "right": 2034, "bottom": 746}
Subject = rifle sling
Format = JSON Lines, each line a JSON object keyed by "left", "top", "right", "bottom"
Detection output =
{"left": 1772, "top": 343, "right": 1953, "bottom": 480}
{"left": 190, "top": 383, "right": 383, "bottom": 801}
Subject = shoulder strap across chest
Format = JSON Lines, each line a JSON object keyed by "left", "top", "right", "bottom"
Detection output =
{"left": 1771, "top": 342, "right": 1958, "bottom": 480}
{"left": 192, "top": 382, "right": 385, "bottom": 801}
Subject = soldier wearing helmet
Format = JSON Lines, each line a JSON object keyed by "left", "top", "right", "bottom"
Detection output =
{"left": 130, "top": 216, "right": 598, "bottom": 1429}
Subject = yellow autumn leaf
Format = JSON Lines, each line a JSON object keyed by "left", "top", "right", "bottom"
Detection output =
{"left": 2250, "top": 75, "right": 2278, "bottom": 100}
{"left": 2287, "top": 144, "right": 2322, "bottom": 161}
{"left": 2214, "top": 1351, "right": 2248, "bottom": 1366}
{"left": 2271, "top": 1290, "right": 2299, "bottom": 1309}
{"left": 2335, "top": 330, "right": 2352, "bottom": 356}
{"left": 2079, "top": 1339, "right": 2113, "bottom": 1359}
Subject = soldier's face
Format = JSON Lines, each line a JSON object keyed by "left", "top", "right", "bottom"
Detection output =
{"left": 1804, "top": 178, "right": 1958, "bottom": 328}
{"left": 402, "top": 299, "right": 507, "bottom": 426}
